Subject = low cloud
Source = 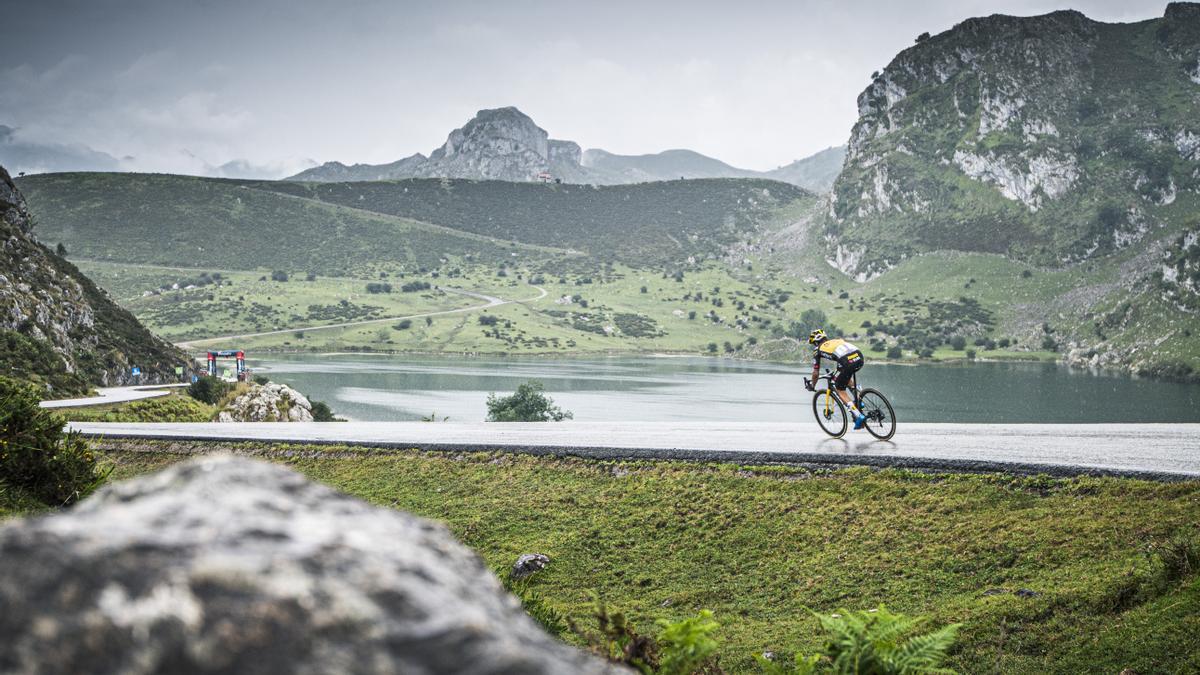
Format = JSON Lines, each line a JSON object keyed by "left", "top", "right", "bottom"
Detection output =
{"left": 0, "top": 125, "right": 121, "bottom": 174}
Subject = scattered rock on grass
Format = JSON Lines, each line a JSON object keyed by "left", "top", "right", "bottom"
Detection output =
{"left": 512, "top": 553, "right": 551, "bottom": 580}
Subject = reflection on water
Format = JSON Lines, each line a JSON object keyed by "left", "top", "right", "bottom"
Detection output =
{"left": 247, "top": 354, "right": 1200, "bottom": 424}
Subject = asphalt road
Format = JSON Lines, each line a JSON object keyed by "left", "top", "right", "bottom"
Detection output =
{"left": 41, "top": 384, "right": 188, "bottom": 409}
{"left": 67, "top": 421, "right": 1200, "bottom": 480}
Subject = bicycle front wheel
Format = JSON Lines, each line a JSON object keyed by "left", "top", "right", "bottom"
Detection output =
{"left": 857, "top": 388, "right": 897, "bottom": 440}
{"left": 812, "top": 390, "right": 848, "bottom": 438}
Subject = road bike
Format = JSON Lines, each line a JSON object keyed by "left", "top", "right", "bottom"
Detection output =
{"left": 804, "top": 369, "right": 897, "bottom": 440}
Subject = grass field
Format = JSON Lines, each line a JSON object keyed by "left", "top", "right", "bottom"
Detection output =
{"left": 69, "top": 443, "right": 1200, "bottom": 673}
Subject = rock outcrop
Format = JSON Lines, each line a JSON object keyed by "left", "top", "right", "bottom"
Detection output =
{"left": 0, "top": 456, "right": 623, "bottom": 675}
{"left": 826, "top": 3, "right": 1200, "bottom": 278}
{"left": 218, "top": 382, "right": 314, "bottom": 422}
{"left": 0, "top": 163, "right": 188, "bottom": 395}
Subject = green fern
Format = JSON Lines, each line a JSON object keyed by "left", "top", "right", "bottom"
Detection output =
{"left": 656, "top": 609, "right": 721, "bottom": 675}
{"left": 759, "top": 605, "right": 961, "bottom": 674}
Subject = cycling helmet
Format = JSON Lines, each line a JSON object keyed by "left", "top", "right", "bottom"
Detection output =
{"left": 808, "top": 328, "right": 827, "bottom": 345}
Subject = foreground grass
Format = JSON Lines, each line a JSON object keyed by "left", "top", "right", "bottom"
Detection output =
{"left": 88, "top": 444, "right": 1200, "bottom": 673}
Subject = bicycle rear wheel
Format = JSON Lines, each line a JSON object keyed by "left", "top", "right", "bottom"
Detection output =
{"left": 857, "top": 388, "right": 896, "bottom": 440}
{"left": 812, "top": 390, "right": 848, "bottom": 438}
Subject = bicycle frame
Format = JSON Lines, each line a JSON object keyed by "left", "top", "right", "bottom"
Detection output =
{"left": 808, "top": 369, "right": 860, "bottom": 413}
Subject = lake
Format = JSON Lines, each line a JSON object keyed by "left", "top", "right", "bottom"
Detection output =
{"left": 248, "top": 354, "right": 1200, "bottom": 424}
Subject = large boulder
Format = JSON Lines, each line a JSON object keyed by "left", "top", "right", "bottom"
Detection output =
{"left": 0, "top": 456, "right": 623, "bottom": 675}
{"left": 218, "top": 382, "right": 314, "bottom": 422}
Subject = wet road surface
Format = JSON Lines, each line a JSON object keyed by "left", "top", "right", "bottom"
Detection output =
{"left": 68, "top": 421, "right": 1200, "bottom": 480}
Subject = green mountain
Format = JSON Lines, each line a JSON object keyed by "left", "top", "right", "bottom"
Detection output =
{"left": 250, "top": 177, "right": 812, "bottom": 267}
{"left": 19, "top": 173, "right": 813, "bottom": 272}
{"left": 0, "top": 165, "right": 187, "bottom": 395}
{"left": 827, "top": 3, "right": 1200, "bottom": 280}
{"left": 16, "top": 173, "right": 566, "bottom": 276}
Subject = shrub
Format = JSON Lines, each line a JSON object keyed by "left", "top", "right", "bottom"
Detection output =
{"left": 188, "top": 375, "right": 232, "bottom": 405}
{"left": 479, "top": 315, "right": 500, "bottom": 326}
{"left": 950, "top": 335, "right": 967, "bottom": 350}
{"left": 966, "top": 349, "right": 977, "bottom": 360}
{"left": 0, "top": 376, "right": 106, "bottom": 507}
{"left": 366, "top": 282, "right": 393, "bottom": 294}
{"left": 886, "top": 346, "right": 903, "bottom": 359}
{"left": 758, "top": 605, "right": 960, "bottom": 675}
{"left": 310, "top": 400, "right": 341, "bottom": 422}
{"left": 706, "top": 342, "right": 719, "bottom": 354}
{"left": 401, "top": 281, "right": 432, "bottom": 293}
{"left": 394, "top": 319, "right": 413, "bottom": 330}
{"left": 253, "top": 375, "right": 270, "bottom": 385}
{"left": 486, "top": 380, "right": 573, "bottom": 422}
{"left": 271, "top": 270, "right": 289, "bottom": 282}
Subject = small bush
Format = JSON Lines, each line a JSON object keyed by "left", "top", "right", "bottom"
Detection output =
{"left": 271, "top": 270, "right": 289, "bottom": 282}
{"left": 886, "top": 346, "right": 902, "bottom": 359}
{"left": 0, "top": 376, "right": 106, "bottom": 507}
{"left": 394, "top": 319, "right": 413, "bottom": 330}
{"left": 188, "top": 375, "right": 232, "bottom": 405}
{"left": 486, "top": 380, "right": 572, "bottom": 422}
{"left": 950, "top": 335, "right": 967, "bottom": 350}
{"left": 310, "top": 400, "right": 341, "bottom": 422}
{"left": 253, "top": 375, "right": 270, "bottom": 385}
{"left": 479, "top": 315, "right": 500, "bottom": 326}
{"left": 966, "top": 349, "right": 977, "bottom": 360}
{"left": 366, "top": 282, "right": 393, "bottom": 294}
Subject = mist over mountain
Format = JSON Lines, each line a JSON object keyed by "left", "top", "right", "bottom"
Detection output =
{"left": 289, "top": 107, "right": 845, "bottom": 193}
{"left": 0, "top": 125, "right": 121, "bottom": 175}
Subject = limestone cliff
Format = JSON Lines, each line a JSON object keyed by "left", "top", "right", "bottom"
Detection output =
{"left": 826, "top": 3, "right": 1200, "bottom": 280}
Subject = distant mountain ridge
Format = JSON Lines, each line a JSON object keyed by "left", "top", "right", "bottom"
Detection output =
{"left": 288, "top": 107, "right": 844, "bottom": 193}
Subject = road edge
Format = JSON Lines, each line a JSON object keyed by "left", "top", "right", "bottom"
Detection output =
{"left": 83, "top": 433, "right": 1200, "bottom": 482}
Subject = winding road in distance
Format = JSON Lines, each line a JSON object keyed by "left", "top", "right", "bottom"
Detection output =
{"left": 69, "top": 421, "right": 1200, "bottom": 481}
{"left": 177, "top": 285, "right": 548, "bottom": 348}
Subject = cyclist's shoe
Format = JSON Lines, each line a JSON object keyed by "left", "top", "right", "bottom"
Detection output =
{"left": 853, "top": 412, "right": 867, "bottom": 430}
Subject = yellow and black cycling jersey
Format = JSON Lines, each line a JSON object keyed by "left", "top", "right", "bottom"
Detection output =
{"left": 812, "top": 338, "right": 863, "bottom": 366}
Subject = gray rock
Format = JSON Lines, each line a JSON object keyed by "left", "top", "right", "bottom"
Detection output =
{"left": 218, "top": 383, "right": 314, "bottom": 422}
{"left": 511, "top": 553, "right": 551, "bottom": 581}
{"left": 0, "top": 456, "right": 623, "bottom": 675}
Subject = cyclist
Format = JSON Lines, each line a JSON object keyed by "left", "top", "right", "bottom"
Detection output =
{"left": 804, "top": 328, "right": 868, "bottom": 430}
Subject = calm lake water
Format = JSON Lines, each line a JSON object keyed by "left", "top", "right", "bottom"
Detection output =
{"left": 247, "top": 354, "right": 1200, "bottom": 424}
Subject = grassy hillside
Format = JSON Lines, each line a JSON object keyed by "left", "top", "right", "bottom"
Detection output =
{"left": 250, "top": 177, "right": 813, "bottom": 267}
{"left": 18, "top": 173, "right": 566, "bottom": 277}
{"left": 86, "top": 444, "right": 1200, "bottom": 674}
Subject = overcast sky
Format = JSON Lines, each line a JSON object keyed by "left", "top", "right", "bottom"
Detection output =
{"left": 0, "top": 0, "right": 1172, "bottom": 177}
